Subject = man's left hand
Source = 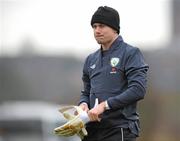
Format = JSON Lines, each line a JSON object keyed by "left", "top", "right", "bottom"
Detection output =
{"left": 88, "top": 101, "right": 106, "bottom": 122}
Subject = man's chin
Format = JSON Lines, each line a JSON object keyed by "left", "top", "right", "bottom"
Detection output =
{"left": 96, "top": 40, "right": 103, "bottom": 44}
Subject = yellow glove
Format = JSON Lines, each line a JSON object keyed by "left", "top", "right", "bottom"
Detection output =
{"left": 54, "top": 106, "right": 89, "bottom": 140}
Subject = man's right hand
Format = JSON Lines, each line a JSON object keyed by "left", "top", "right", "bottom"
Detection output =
{"left": 79, "top": 103, "right": 89, "bottom": 113}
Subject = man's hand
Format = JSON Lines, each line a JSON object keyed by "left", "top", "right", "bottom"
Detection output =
{"left": 88, "top": 101, "right": 106, "bottom": 122}
{"left": 79, "top": 102, "right": 89, "bottom": 113}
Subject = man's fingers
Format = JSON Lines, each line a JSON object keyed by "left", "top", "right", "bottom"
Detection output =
{"left": 88, "top": 113, "right": 99, "bottom": 121}
{"left": 79, "top": 103, "right": 89, "bottom": 112}
{"left": 88, "top": 109, "right": 102, "bottom": 122}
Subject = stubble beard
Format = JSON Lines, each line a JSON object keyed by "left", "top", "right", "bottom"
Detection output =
{"left": 96, "top": 38, "right": 104, "bottom": 45}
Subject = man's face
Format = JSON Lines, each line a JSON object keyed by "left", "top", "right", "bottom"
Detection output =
{"left": 92, "top": 23, "right": 117, "bottom": 45}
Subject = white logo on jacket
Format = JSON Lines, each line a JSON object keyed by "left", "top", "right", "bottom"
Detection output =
{"left": 110, "top": 58, "right": 119, "bottom": 67}
{"left": 90, "top": 64, "right": 96, "bottom": 69}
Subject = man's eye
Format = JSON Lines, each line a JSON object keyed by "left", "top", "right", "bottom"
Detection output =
{"left": 92, "top": 25, "right": 97, "bottom": 29}
{"left": 99, "top": 24, "right": 105, "bottom": 28}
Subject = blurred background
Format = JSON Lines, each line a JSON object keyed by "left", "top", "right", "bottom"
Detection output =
{"left": 0, "top": 0, "right": 180, "bottom": 141}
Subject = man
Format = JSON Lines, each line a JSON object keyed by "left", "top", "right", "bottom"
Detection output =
{"left": 78, "top": 6, "right": 149, "bottom": 141}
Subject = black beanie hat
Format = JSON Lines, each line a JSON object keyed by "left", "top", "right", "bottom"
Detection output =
{"left": 91, "top": 6, "right": 120, "bottom": 34}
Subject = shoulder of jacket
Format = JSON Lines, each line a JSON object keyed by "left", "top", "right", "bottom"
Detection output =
{"left": 87, "top": 49, "right": 99, "bottom": 60}
{"left": 124, "top": 42, "right": 140, "bottom": 55}
{"left": 84, "top": 49, "right": 100, "bottom": 65}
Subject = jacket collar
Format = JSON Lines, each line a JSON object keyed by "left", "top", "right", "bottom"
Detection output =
{"left": 100, "top": 35, "right": 123, "bottom": 53}
{"left": 100, "top": 35, "right": 123, "bottom": 52}
{"left": 108, "top": 35, "right": 123, "bottom": 52}
{"left": 96, "top": 36, "right": 123, "bottom": 67}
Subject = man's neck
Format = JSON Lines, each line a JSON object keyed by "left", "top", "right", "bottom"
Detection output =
{"left": 101, "top": 35, "right": 119, "bottom": 51}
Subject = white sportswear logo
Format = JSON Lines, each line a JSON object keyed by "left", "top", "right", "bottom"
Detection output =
{"left": 90, "top": 64, "right": 96, "bottom": 69}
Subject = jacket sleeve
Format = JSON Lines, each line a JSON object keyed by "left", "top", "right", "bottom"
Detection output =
{"left": 78, "top": 56, "right": 91, "bottom": 106}
{"left": 107, "top": 48, "right": 149, "bottom": 109}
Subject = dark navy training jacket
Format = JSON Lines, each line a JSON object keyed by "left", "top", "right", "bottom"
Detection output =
{"left": 79, "top": 36, "right": 149, "bottom": 136}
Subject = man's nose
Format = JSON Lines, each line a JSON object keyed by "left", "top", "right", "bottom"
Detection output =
{"left": 94, "top": 27, "right": 101, "bottom": 33}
